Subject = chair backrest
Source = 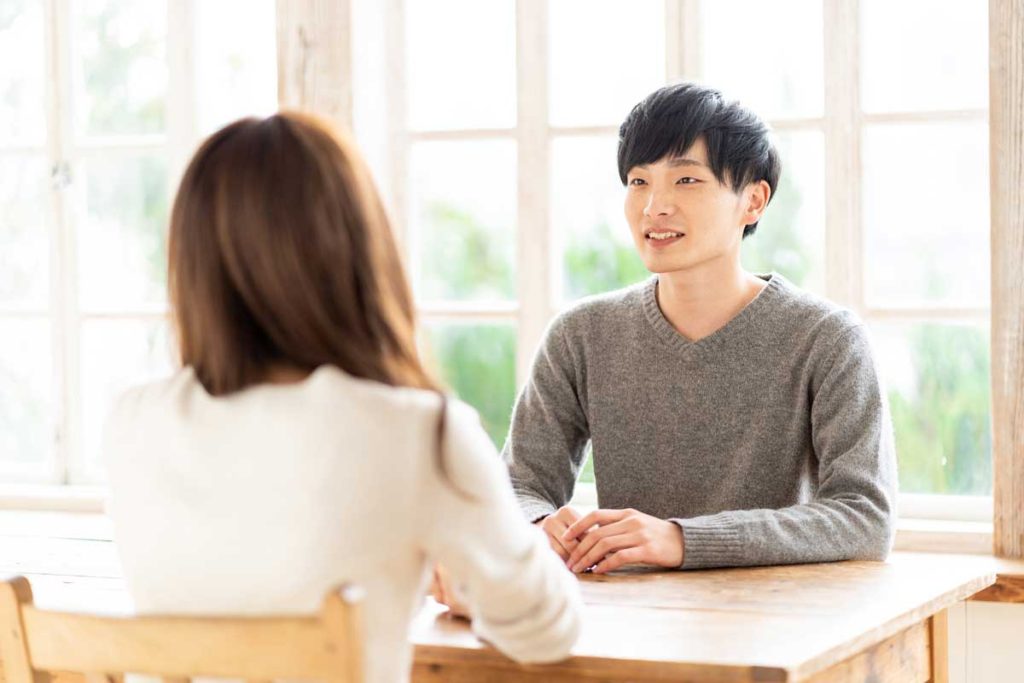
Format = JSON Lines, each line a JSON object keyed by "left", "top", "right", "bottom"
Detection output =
{"left": 0, "top": 576, "right": 364, "bottom": 683}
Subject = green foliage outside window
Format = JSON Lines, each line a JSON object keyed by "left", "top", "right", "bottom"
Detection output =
{"left": 888, "top": 325, "right": 992, "bottom": 494}
{"left": 425, "top": 157, "right": 992, "bottom": 497}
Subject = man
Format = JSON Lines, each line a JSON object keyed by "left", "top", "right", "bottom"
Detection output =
{"left": 433, "top": 83, "right": 895, "bottom": 609}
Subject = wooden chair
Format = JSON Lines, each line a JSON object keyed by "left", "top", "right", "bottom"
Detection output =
{"left": 0, "top": 576, "right": 364, "bottom": 683}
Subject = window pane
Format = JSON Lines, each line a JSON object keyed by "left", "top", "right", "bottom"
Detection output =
{"left": 553, "top": 135, "right": 647, "bottom": 301}
{"left": 0, "top": 155, "right": 49, "bottom": 309}
{"left": 406, "top": 0, "right": 515, "bottom": 130}
{"left": 0, "top": 318, "right": 52, "bottom": 473}
{"left": 741, "top": 130, "right": 825, "bottom": 296}
{"left": 80, "top": 318, "right": 174, "bottom": 482}
{"left": 71, "top": 0, "right": 167, "bottom": 137}
{"left": 0, "top": 0, "right": 46, "bottom": 145}
{"left": 862, "top": 0, "right": 987, "bottom": 113}
{"left": 871, "top": 322, "right": 991, "bottom": 495}
{"left": 863, "top": 122, "right": 989, "bottom": 308}
{"left": 548, "top": 0, "right": 665, "bottom": 127}
{"left": 194, "top": 0, "right": 277, "bottom": 136}
{"left": 77, "top": 153, "right": 169, "bottom": 311}
{"left": 410, "top": 140, "right": 516, "bottom": 302}
{"left": 424, "top": 322, "right": 516, "bottom": 449}
{"left": 699, "top": 0, "right": 824, "bottom": 120}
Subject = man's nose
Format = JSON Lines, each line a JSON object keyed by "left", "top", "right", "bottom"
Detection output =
{"left": 643, "top": 188, "right": 676, "bottom": 217}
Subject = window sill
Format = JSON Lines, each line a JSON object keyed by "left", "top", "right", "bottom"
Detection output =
{"left": 0, "top": 484, "right": 997, "bottom": 555}
{"left": 893, "top": 518, "right": 993, "bottom": 554}
{"left": 0, "top": 484, "right": 106, "bottom": 513}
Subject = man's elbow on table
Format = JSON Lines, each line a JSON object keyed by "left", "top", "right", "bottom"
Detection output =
{"left": 850, "top": 504, "right": 897, "bottom": 562}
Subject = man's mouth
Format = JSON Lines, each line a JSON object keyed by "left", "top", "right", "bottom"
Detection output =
{"left": 645, "top": 230, "right": 685, "bottom": 242}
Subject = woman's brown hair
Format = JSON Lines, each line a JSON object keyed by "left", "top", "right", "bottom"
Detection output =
{"left": 168, "top": 112, "right": 458, "bottom": 486}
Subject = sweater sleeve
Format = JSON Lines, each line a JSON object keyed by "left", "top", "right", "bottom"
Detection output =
{"left": 672, "top": 324, "right": 898, "bottom": 569}
{"left": 417, "top": 399, "right": 582, "bottom": 664}
{"left": 502, "top": 315, "right": 591, "bottom": 522}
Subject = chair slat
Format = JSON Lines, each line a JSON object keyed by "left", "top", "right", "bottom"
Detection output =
{"left": 0, "top": 577, "right": 43, "bottom": 683}
{"left": 2, "top": 578, "right": 363, "bottom": 683}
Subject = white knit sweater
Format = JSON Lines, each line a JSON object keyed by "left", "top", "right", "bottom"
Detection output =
{"left": 103, "top": 365, "right": 581, "bottom": 683}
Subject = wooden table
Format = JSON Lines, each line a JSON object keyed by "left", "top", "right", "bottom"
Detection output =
{"left": 0, "top": 512, "right": 1011, "bottom": 682}
{"left": 412, "top": 554, "right": 994, "bottom": 682}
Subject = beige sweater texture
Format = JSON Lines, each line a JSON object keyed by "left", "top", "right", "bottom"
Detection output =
{"left": 104, "top": 366, "right": 581, "bottom": 683}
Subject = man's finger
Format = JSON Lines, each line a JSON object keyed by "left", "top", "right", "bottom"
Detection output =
{"left": 593, "top": 547, "right": 643, "bottom": 574}
{"left": 540, "top": 518, "right": 573, "bottom": 561}
{"left": 562, "top": 508, "right": 629, "bottom": 542}
{"left": 571, "top": 531, "right": 640, "bottom": 573}
{"left": 565, "top": 519, "right": 630, "bottom": 568}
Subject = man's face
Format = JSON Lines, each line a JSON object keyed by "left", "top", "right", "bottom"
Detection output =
{"left": 623, "top": 137, "right": 755, "bottom": 275}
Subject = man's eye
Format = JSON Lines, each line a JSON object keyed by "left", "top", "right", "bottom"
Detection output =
{"left": 677, "top": 177, "right": 698, "bottom": 185}
{"left": 628, "top": 178, "right": 646, "bottom": 186}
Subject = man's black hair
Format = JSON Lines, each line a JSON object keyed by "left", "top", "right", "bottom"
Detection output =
{"left": 617, "top": 82, "right": 782, "bottom": 238}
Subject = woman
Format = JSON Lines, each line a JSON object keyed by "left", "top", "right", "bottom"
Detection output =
{"left": 103, "top": 112, "right": 581, "bottom": 683}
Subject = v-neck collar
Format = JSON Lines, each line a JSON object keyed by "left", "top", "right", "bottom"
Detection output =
{"left": 641, "top": 272, "right": 785, "bottom": 358}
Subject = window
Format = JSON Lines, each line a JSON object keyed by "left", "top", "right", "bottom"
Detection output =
{"left": 2, "top": 0, "right": 993, "bottom": 517}
{"left": 364, "top": 0, "right": 991, "bottom": 507}
{"left": 0, "top": 0, "right": 276, "bottom": 486}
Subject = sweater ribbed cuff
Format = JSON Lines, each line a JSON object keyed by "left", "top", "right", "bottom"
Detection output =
{"left": 671, "top": 517, "right": 745, "bottom": 570}
{"left": 516, "top": 495, "right": 558, "bottom": 524}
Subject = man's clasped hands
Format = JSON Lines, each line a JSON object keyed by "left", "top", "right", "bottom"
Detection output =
{"left": 430, "top": 505, "right": 685, "bottom": 617}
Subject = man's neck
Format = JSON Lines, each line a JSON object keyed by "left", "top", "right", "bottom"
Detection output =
{"left": 655, "top": 262, "right": 768, "bottom": 343}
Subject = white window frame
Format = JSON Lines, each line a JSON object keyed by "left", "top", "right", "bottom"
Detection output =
{"left": 380, "top": 0, "right": 993, "bottom": 527}
{"left": 0, "top": 0, "right": 198, "bottom": 494}
{"left": 1, "top": 0, "right": 995, "bottom": 539}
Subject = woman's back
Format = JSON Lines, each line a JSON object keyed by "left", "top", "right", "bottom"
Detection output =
{"left": 105, "top": 365, "right": 581, "bottom": 683}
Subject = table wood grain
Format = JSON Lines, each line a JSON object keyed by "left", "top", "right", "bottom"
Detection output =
{"left": 0, "top": 511, "right": 1011, "bottom": 682}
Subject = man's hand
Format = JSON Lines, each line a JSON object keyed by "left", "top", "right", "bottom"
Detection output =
{"left": 428, "top": 564, "right": 470, "bottom": 619}
{"left": 561, "top": 508, "right": 684, "bottom": 574}
{"left": 535, "top": 506, "right": 586, "bottom": 562}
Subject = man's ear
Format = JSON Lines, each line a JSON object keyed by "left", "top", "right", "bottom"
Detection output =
{"left": 742, "top": 180, "right": 771, "bottom": 225}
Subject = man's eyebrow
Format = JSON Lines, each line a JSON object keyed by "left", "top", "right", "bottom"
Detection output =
{"left": 666, "top": 156, "right": 707, "bottom": 168}
{"left": 634, "top": 157, "right": 708, "bottom": 170}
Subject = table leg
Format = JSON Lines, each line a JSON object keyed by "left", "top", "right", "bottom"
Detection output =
{"left": 930, "top": 608, "right": 949, "bottom": 683}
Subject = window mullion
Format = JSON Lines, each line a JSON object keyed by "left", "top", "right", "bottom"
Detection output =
{"left": 514, "top": 0, "right": 551, "bottom": 389}
{"left": 823, "top": 0, "right": 863, "bottom": 312}
{"left": 46, "top": 0, "right": 78, "bottom": 486}
{"left": 665, "top": 0, "right": 700, "bottom": 81}
{"left": 166, "top": 0, "right": 196, "bottom": 237}
{"left": 384, "top": 0, "right": 410, "bottom": 265}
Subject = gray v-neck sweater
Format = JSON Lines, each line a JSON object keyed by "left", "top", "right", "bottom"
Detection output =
{"left": 502, "top": 273, "right": 897, "bottom": 569}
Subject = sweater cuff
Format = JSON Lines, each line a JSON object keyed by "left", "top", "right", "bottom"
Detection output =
{"left": 516, "top": 494, "right": 558, "bottom": 524}
{"left": 671, "top": 516, "right": 745, "bottom": 569}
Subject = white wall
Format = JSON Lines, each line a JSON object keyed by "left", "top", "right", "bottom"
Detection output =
{"left": 948, "top": 601, "right": 1024, "bottom": 682}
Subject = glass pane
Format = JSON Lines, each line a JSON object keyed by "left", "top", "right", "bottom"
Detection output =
{"left": 741, "top": 130, "right": 826, "bottom": 295}
{"left": 871, "top": 322, "right": 991, "bottom": 495}
{"left": 71, "top": 0, "right": 167, "bottom": 137}
{"left": 410, "top": 140, "right": 516, "bottom": 302}
{"left": 406, "top": 0, "right": 516, "bottom": 130}
{"left": 553, "top": 135, "right": 647, "bottom": 301}
{"left": 0, "top": 318, "right": 52, "bottom": 471}
{"left": 80, "top": 318, "right": 174, "bottom": 481}
{"left": 0, "top": 0, "right": 46, "bottom": 145}
{"left": 194, "top": 0, "right": 277, "bottom": 136}
{"left": 699, "top": 0, "right": 824, "bottom": 120}
{"left": 863, "top": 122, "right": 989, "bottom": 308}
{"left": 0, "top": 155, "right": 49, "bottom": 309}
{"left": 548, "top": 0, "right": 665, "bottom": 127}
{"left": 78, "top": 153, "right": 169, "bottom": 311}
{"left": 862, "top": 0, "right": 987, "bottom": 113}
{"left": 424, "top": 322, "right": 516, "bottom": 449}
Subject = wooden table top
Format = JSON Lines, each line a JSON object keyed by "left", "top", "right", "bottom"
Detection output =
{"left": 0, "top": 511, "right": 1015, "bottom": 681}
{"left": 411, "top": 553, "right": 995, "bottom": 681}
